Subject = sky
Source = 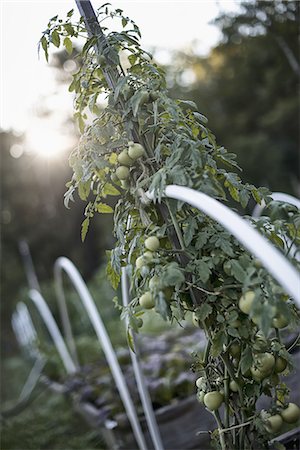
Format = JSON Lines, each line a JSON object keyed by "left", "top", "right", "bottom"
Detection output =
{"left": 0, "top": 0, "right": 241, "bottom": 156}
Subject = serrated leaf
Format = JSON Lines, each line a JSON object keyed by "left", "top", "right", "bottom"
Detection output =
{"left": 81, "top": 218, "right": 90, "bottom": 242}
{"left": 51, "top": 30, "right": 60, "bottom": 47}
{"left": 41, "top": 36, "right": 48, "bottom": 62}
{"left": 240, "top": 347, "right": 253, "bottom": 375}
{"left": 162, "top": 262, "right": 185, "bottom": 287}
{"left": 63, "top": 37, "right": 73, "bottom": 55}
{"left": 211, "top": 330, "right": 227, "bottom": 357}
{"left": 197, "top": 303, "right": 213, "bottom": 320}
{"left": 196, "top": 260, "right": 211, "bottom": 283}
{"left": 230, "top": 260, "right": 247, "bottom": 283}
{"left": 183, "top": 217, "right": 197, "bottom": 247}
{"left": 97, "top": 203, "right": 114, "bottom": 213}
{"left": 106, "top": 260, "right": 121, "bottom": 290}
{"left": 102, "top": 183, "right": 120, "bottom": 196}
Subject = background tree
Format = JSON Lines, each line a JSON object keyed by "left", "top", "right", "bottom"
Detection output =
{"left": 167, "top": 0, "right": 299, "bottom": 196}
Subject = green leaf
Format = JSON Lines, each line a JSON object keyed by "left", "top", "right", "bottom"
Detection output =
{"left": 63, "top": 37, "right": 73, "bottom": 55}
{"left": 227, "top": 327, "right": 239, "bottom": 338}
{"left": 51, "top": 30, "right": 60, "bottom": 48}
{"left": 211, "top": 330, "right": 227, "bottom": 357}
{"left": 196, "top": 260, "right": 211, "bottom": 283}
{"left": 252, "top": 188, "right": 262, "bottom": 205}
{"left": 178, "top": 99, "right": 198, "bottom": 110}
{"left": 67, "top": 9, "right": 74, "bottom": 17}
{"left": 102, "top": 183, "right": 120, "bottom": 196}
{"left": 162, "top": 262, "right": 185, "bottom": 287}
{"left": 197, "top": 303, "right": 213, "bottom": 320}
{"left": 106, "top": 260, "right": 121, "bottom": 290}
{"left": 183, "top": 217, "right": 197, "bottom": 247}
{"left": 41, "top": 36, "right": 49, "bottom": 62}
{"left": 240, "top": 347, "right": 253, "bottom": 375}
{"left": 97, "top": 203, "right": 114, "bottom": 213}
{"left": 81, "top": 218, "right": 90, "bottom": 242}
{"left": 230, "top": 260, "right": 246, "bottom": 283}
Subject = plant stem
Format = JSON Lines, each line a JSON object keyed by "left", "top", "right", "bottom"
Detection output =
{"left": 224, "top": 366, "right": 230, "bottom": 429}
{"left": 214, "top": 411, "right": 227, "bottom": 450}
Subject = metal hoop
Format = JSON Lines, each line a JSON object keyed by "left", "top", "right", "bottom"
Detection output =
{"left": 54, "top": 257, "right": 148, "bottom": 450}
{"left": 147, "top": 185, "right": 300, "bottom": 305}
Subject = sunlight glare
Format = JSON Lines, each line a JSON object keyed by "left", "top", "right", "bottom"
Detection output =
{"left": 26, "top": 123, "right": 71, "bottom": 159}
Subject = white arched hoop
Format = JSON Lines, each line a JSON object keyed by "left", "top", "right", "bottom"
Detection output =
{"left": 54, "top": 257, "right": 148, "bottom": 450}
{"left": 252, "top": 192, "right": 300, "bottom": 219}
{"left": 28, "top": 289, "right": 77, "bottom": 374}
{"left": 147, "top": 185, "right": 300, "bottom": 306}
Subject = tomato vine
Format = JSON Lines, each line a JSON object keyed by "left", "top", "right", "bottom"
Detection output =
{"left": 40, "top": 4, "right": 300, "bottom": 449}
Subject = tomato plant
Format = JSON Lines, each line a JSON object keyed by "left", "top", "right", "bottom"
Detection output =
{"left": 41, "top": 5, "right": 300, "bottom": 449}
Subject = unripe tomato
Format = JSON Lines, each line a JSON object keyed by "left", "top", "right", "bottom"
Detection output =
{"left": 139, "top": 292, "right": 155, "bottom": 309}
{"left": 229, "top": 380, "right": 239, "bottom": 392}
{"left": 275, "top": 357, "right": 287, "bottom": 374}
{"left": 196, "top": 377, "right": 205, "bottom": 389}
{"left": 280, "top": 403, "right": 300, "bottom": 424}
{"left": 143, "top": 251, "right": 154, "bottom": 264}
{"left": 239, "top": 291, "right": 255, "bottom": 314}
{"left": 145, "top": 236, "right": 160, "bottom": 252}
{"left": 229, "top": 343, "right": 241, "bottom": 358}
{"left": 117, "top": 150, "right": 134, "bottom": 167}
{"left": 250, "top": 366, "right": 266, "bottom": 381}
{"left": 197, "top": 390, "right": 205, "bottom": 403}
{"left": 264, "top": 414, "right": 283, "bottom": 433}
{"left": 149, "top": 275, "right": 160, "bottom": 290}
{"left": 128, "top": 142, "right": 145, "bottom": 160}
{"left": 116, "top": 165, "right": 130, "bottom": 180}
{"left": 204, "top": 391, "right": 223, "bottom": 411}
{"left": 136, "top": 256, "right": 146, "bottom": 270}
{"left": 272, "top": 315, "right": 289, "bottom": 329}
{"left": 136, "top": 317, "right": 143, "bottom": 328}
{"left": 257, "top": 352, "right": 275, "bottom": 374}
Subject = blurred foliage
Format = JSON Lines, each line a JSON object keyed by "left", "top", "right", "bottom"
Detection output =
{"left": 166, "top": 0, "right": 299, "bottom": 196}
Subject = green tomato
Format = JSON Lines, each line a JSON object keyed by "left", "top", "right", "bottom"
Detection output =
{"left": 204, "top": 391, "right": 223, "bottom": 411}
{"left": 196, "top": 377, "right": 205, "bottom": 389}
{"left": 274, "top": 356, "right": 287, "bottom": 374}
{"left": 280, "top": 403, "right": 300, "bottom": 424}
{"left": 149, "top": 275, "right": 160, "bottom": 290}
{"left": 197, "top": 390, "right": 205, "bottom": 403}
{"left": 135, "top": 256, "right": 146, "bottom": 270}
{"left": 116, "top": 165, "right": 130, "bottom": 180}
{"left": 229, "top": 380, "right": 239, "bottom": 392}
{"left": 229, "top": 343, "right": 241, "bottom": 358}
{"left": 250, "top": 366, "right": 267, "bottom": 381}
{"left": 238, "top": 291, "right": 255, "bottom": 314}
{"left": 136, "top": 317, "right": 143, "bottom": 328}
{"left": 257, "top": 352, "right": 275, "bottom": 374}
{"left": 264, "top": 414, "right": 283, "bottom": 433}
{"left": 128, "top": 142, "right": 145, "bottom": 160}
{"left": 145, "top": 236, "right": 160, "bottom": 252}
{"left": 139, "top": 291, "right": 155, "bottom": 309}
{"left": 117, "top": 150, "right": 134, "bottom": 167}
{"left": 272, "top": 315, "right": 289, "bottom": 329}
{"left": 143, "top": 251, "right": 154, "bottom": 263}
